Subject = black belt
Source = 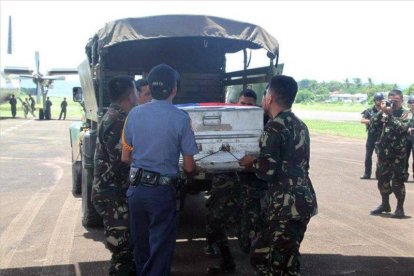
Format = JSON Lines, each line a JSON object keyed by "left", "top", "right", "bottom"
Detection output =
{"left": 130, "top": 168, "right": 177, "bottom": 187}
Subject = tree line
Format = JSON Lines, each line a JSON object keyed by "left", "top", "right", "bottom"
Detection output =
{"left": 295, "top": 78, "right": 414, "bottom": 103}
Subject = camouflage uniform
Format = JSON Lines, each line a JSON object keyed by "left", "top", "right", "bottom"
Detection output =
{"left": 205, "top": 173, "right": 241, "bottom": 260}
{"left": 370, "top": 108, "right": 411, "bottom": 207}
{"left": 250, "top": 110, "right": 318, "bottom": 276}
{"left": 204, "top": 172, "right": 267, "bottom": 273}
{"left": 91, "top": 104, "right": 135, "bottom": 276}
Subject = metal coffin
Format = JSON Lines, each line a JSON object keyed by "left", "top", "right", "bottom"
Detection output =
{"left": 178, "top": 104, "right": 263, "bottom": 172}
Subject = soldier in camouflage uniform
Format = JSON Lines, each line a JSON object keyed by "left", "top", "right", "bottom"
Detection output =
{"left": 91, "top": 76, "right": 141, "bottom": 275}
{"left": 240, "top": 75, "right": 318, "bottom": 276}
{"left": 370, "top": 90, "right": 411, "bottom": 218}
{"left": 205, "top": 173, "right": 241, "bottom": 274}
{"left": 204, "top": 172, "right": 268, "bottom": 274}
{"left": 360, "top": 92, "right": 384, "bottom": 179}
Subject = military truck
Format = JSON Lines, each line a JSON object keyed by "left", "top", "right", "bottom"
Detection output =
{"left": 69, "top": 15, "right": 282, "bottom": 227}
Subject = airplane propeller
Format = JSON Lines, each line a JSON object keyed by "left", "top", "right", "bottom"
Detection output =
{"left": 3, "top": 51, "right": 77, "bottom": 109}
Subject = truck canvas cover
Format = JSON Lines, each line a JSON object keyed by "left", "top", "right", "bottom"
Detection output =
{"left": 86, "top": 14, "right": 279, "bottom": 67}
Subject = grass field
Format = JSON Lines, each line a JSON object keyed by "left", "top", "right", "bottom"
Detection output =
{"left": 303, "top": 119, "right": 366, "bottom": 139}
{"left": 295, "top": 102, "right": 366, "bottom": 112}
{"left": 1, "top": 96, "right": 367, "bottom": 139}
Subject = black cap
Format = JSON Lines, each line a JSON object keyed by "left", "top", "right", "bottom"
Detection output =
{"left": 373, "top": 92, "right": 384, "bottom": 101}
{"left": 147, "top": 64, "right": 180, "bottom": 99}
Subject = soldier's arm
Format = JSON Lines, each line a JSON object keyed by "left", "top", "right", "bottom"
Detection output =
{"left": 105, "top": 119, "right": 130, "bottom": 171}
{"left": 252, "top": 127, "right": 283, "bottom": 183}
{"left": 386, "top": 113, "right": 411, "bottom": 135}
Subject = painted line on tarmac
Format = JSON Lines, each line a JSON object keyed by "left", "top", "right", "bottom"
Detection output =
{"left": 0, "top": 162, "right": 63, "bottom": 269}
{"left": 42, "top": 189, "right": 81, "bottom": 270}
{"left": 0, "top": 119, "right": 33, "bottom": 136}
{"left": 0, "top": 156, "right": 71, "bottom": 165}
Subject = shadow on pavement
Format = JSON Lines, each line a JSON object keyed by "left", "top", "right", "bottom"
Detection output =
{"left": 1, "top": 254, "right": 413, "bottom": 276}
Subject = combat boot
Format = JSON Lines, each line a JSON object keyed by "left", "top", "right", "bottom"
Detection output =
{"left": 204, "top": 243, "right": 219, "bottom": 257}
{"left": 360, "top": 173, "right": 371, "bottom": 180}
{"left": 370, "top": 195, "right": 391, "bottom": 215}
{"left": 392, "top": 198, "right": 405, "bottom": 219}
{"left": 206, "top": 243, "right": 235, "bottom": 274}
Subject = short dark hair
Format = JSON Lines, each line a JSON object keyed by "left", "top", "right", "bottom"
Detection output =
{"left": 135, "top": 79, "right": 149, "bottom": 92}
{"left": 108, "top": 76, "right": 135, "bottom": 103}
{"left": 388, "top": 89, "right": 403, "bottom": 99}
{"left": 239, "top": 89, "right": 257, "bottom": 100}
{"left": 267, "top": 75, "right": 298, "bottom": 108}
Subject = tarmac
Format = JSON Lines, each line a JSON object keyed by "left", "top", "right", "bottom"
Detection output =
{"left": 0, "top": 117, "right": 413, "bottom": 275}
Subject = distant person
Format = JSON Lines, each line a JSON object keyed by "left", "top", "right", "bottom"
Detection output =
{"left": 403, "top": 95, "right": 414, "bottom": 181}
{"left": 9, "top": 94, "right": 17, "bottom": 118}
{"left": 370, "top": 90, "right": 410, "bottom": 218}
{"left": 92, "top": 76, "right": 142, "bottom": 275}
{"left": 45, "top": 97, "right": 52, "bottom": 120}
{"left": 22, "top": 98, "right": 30, "bottom": 119}
{"left": 238, "top": 88, "right": 257, "bottom": 106}
{"left": 360, "top": 92, "right": 384, "bottom": 179}
{"left": 135, "top": 79, "right": 152, "bottom": 104}
{"left": 59, "top": 97, "right": 68, "bottom": 120}
{"left": 28, "top": 94, "right": 36, "bottom": 114}
{"left": 238, "top": 88, "right": 270, "bottom": 126}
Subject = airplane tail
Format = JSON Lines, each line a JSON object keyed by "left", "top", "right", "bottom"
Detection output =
{"left": 7, "top": 16, "right": 12, "bottom": 54}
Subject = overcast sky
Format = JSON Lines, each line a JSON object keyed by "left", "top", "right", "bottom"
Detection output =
{"left": 1, "top": 1, "right": 413, "bottom": 88}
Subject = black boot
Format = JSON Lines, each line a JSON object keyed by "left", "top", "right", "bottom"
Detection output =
{"left": 206, "top": 243, "right": 235, "bottom": 274}
{"left": 370, "top": 195, "right": 391, "bottom": 215}
{"left": 204, "top": 243, "right": 219, "bottom": 257}
{"left": 360, "top": 173, "right": 371, "bottom": 179}
{"left": 392, "top": 198, "right": 405, "bottom": 218}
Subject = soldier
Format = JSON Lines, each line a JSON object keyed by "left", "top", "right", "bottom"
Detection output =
{"left": 59, "top": 97, "right": 68, "bottom": 120}
{"left": 28, "top": 94, "right": 36, "bottom": 114}
{"left": 238, "top": 88, "right": 257, "bottom": 106}
{"left": 45, "top": 97, "right": 52, "bottom": 120}
{"left": 121, "top": 64, "right": 198, "bottom": 275}
{"left": 360, "top": 92, "right": 384, "bottom": 179}
{"left": 135, "top": 78, "right": 152, "bottom": 104}
{"left": 239, "top": 75, "right": 318, "bottom": 275}
{"left": 91, "top": 76, "right": 141, "bottom": 275}
{"left": 22, "top": 98, "right": 30, "bottom": 119}
{"left": 204, "top": 173, "right": 240, "bottom": 274}
{"left": 370, "top": 90, "right": 411, "bottom": 218}
{"left": 403, "top": 95, "right": 414, "bottom": 181}
{"left": 9, "top": 94, "right": 17, "bottom": 118}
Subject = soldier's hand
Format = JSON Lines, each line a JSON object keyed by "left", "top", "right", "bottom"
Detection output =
{"left": 239, "top": 155, "right": 257, "bottom": 168}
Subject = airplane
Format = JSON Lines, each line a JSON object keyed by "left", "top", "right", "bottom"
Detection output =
{"left": 2, "top": 16, "right": 77, "bottom": 111}
{"left": 3, "top": 51, "right": 78, "bottom": 110}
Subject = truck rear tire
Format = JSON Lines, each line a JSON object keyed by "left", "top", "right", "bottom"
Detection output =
{"left": 81, "top": 166, "right": 103, "bottom": 228}
{"left": 72, "top": 161, "right": 82, "bottom": 196}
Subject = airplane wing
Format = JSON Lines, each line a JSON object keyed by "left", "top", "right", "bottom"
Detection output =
{"left": 4, "top": 66, "right": 33, "bottom": 75}
{"left": 47, "top": 68, "right": 78, "bottom": 75}
{"left": 42, "top": 75, "right": 66, "bottom": 80}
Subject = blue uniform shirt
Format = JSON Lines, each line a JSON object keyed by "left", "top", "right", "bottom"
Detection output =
{"left": 123, "top": 100, "right": 199, "bottom": 177}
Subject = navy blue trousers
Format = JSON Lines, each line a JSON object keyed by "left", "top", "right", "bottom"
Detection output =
{"left": 127, "top": 184, "right": 177, "bottom": 276}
